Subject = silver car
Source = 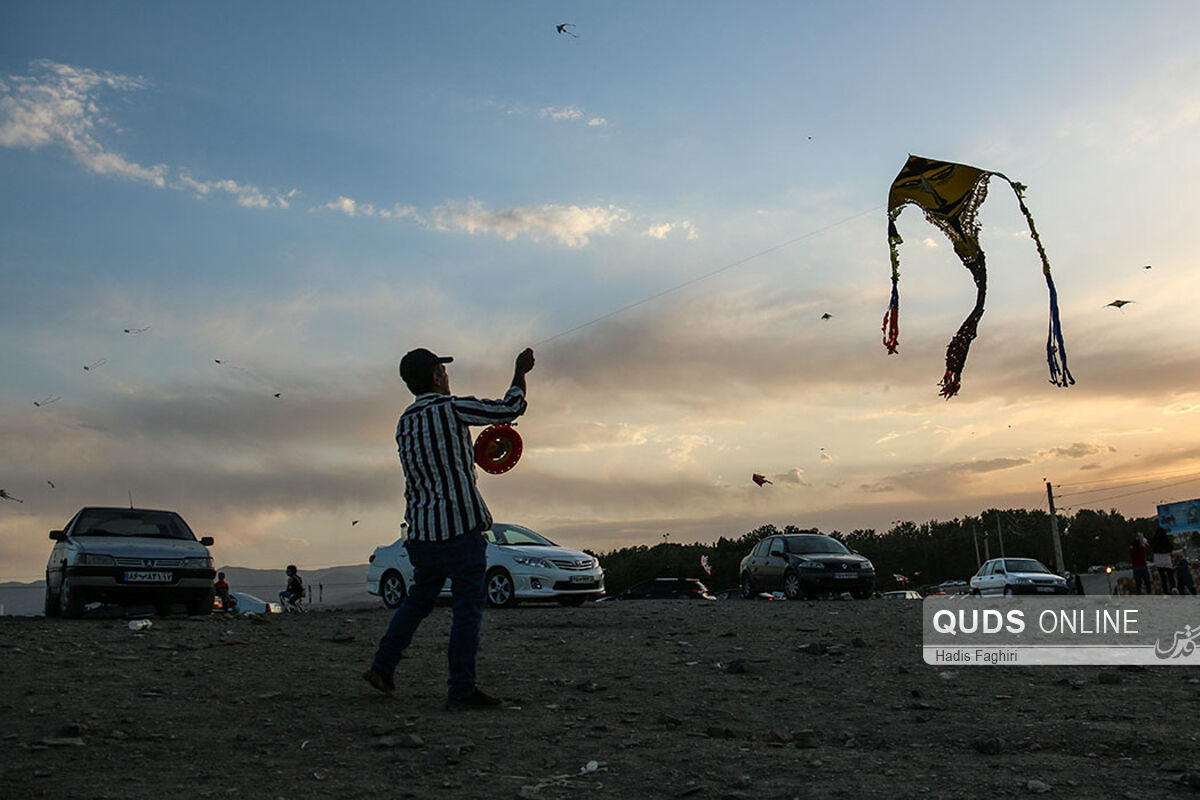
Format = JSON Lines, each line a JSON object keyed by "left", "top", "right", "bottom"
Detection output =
{"left": 45, "top": 506, "right": 216, "bottom": 617}
{"left": 969, "top": 558, "right": 1068, "bottom": 596}
{"left": 367, "top": 522, "right": 605, "bottom": 608}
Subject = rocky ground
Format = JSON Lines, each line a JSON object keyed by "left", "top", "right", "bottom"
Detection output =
{"left": 2, "top": 599, "right": 1200, "bottom": 800}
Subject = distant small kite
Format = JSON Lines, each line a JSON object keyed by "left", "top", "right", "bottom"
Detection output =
{"left": 884, "top": 155, "right": 1073, "bottom": 397}
{"left": 34, "top": 395, "right": 61, "bottom": 408}
{"left": 700, "top": 555, "right": 712, "bottom": 575}
{"left": 893, "top": 573, "right": 909, "bottom": 583}
{"left": 1142, "top": 265, "right": 1152, "bottom": 270}
{"left": 351, "top": 520, "right": 360, "bottom": 526}
{"left": 820, "top": 313, "right": 833, "bottom": 320}
{"left": 556, "top": 23, "right": 578, "bottom": 37}
{"left": 123, "top": 326, "right": 151, "bottom": 334}
{"left": 752, "top": 473, "right": 773, "bottom": 487}
{"left": 1105, "top": 299, "right": 1134, "bottom": 310}
{"left": 216, "top": 359, "right": 282, "bottom": 397}
{"left": 83, "top": 358, "right": 107, "bottom": 371}
{"left": 0, "top": 489, "right": 24, "bottom": 503}
{"left": 47, "top": 480, "right": 56, "bottom": 489}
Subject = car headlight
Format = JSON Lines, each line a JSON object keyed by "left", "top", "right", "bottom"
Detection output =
{"left": 80, "top": 554, "right": 115, "bottom": 566}
{"left": 796, "top": 560, "right": 825, "bottom": 570}
{"left": 1016, "top": 577, "right": 1034, "bottom": 584}
{"left": 182, "top": 556, "right": 214, "bottom": 569}
{"left": 512, "top": 555, "right": 552, "bottom": 569}
{"left": 860, "top": 561, "right": 875, "bottom": 572}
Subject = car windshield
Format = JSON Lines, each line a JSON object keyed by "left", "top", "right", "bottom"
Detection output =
{"left": 72, "top": 509, "right": 196, "bottom": 540}
{"left": 489, "top": 524, "right": 555, "bottom": 547}
{"left": 785, "top": 536, "right": 850, "bottom": 555}
{"left": 1004, "top": 558, "right": 1050, "bottom": 574}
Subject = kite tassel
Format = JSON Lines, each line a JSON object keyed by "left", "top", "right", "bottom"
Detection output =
{"left": 1045, "top": 279, "right": 1075, "bottom": 389}
{"left": 882, "top": 273, "right": 900, "bottom": 354}
{"left": 939, "top": 369, "right": 962, "bottom": 399}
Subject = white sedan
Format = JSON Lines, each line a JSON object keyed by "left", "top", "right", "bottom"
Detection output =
{"left": 969, "top": 558, "right": 1068, "bottom": 596}
{"left": 367, "top": 523, "right": 605, "bottom": 608}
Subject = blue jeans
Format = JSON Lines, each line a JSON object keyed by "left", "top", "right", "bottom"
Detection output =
{"left": 1132, "top": 566, "right": 1152, "bottom": 595}
{"left": 371, "top": 532, "right": 487, "bottom": 699}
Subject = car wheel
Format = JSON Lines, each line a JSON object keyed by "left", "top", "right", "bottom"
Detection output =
{"left": 1003, "top": 586, "right": 1014, "bottom": 597}
{"left": 970, "top": 588, "right": 981, "bottom": 596}
{"left": 187, "top": 589, "right": 214, "bottom": 616}
{"left": 44, "top": 573, "right": 61, "bottom": 617}
{"left": 381, "top": 570, "right": 407, "bottom": 608}
{"left": 486, "top": 568, "right": 517, "bottom": 608}
{"left": 557, "top": 596, "right": 587, "bottom": 607}
{"left": 58, "top": 577, "right": 84, "bottom": 618}
{"left": 851, "top": 587, "right": 872, "bottom": 600}
{"left": 783, "top": 570, "right": 804, "bottom": 601}
{"left": 741, "top": 573, "right": 756, "bottom": 599}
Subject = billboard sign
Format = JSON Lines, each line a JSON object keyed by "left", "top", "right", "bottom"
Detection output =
{"left": 1158, "top": 498, "right": 1200, "bottom": 535}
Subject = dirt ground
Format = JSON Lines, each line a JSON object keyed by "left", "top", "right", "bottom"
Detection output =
{"left": 3, "top": 599, "right": 1200, "bottom": 800}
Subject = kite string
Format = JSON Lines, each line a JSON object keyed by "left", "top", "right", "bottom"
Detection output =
{"left": 531, "top": 205, "right": 881, "bottom": 348}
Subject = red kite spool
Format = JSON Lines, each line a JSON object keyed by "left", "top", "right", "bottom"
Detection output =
{"left": 474, "top": 424, "right": 523, "bottom": 474}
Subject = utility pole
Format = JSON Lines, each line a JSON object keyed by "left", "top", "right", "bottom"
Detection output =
{"left": 972, "top": 524, "right": 982, "bottom": 568}
{"left": 996, "top": 512, "right": 1006, "bottom": 558}
{"left": 1046, "top": 480, "right": 1065, "bottom": 574}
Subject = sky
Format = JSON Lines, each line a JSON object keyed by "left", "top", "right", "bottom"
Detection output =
{"left": 3, "top": 1, "right": 1200, "bottom": 582}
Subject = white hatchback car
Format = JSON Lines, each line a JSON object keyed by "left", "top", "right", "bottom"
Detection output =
{"left": 366, "top": 522, "right": 605, "bottom": 608}
{"left": 969, "top": 557, "right": 1068, "bottom": 596}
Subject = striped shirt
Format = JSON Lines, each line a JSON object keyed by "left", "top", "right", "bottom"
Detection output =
{"left": 397, "top": 386, "right": 527, "bottom": 542}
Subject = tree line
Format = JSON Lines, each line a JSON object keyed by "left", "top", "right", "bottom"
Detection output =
{"left": 592, "top": 508, "right": 1168, "bottom": 596}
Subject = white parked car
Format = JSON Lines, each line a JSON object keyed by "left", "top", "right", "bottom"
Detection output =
{"left": 367, "top": 523, "right": 605, "bottom": 608}
{"left": 969, "top": 558, "right": 1068, "bottom": 596}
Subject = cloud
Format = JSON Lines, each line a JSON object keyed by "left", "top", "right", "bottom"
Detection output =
{"left": 587, "top": 117, "right": 607, "bottom": 128}
{"left": 643, "top": 220, "right": 699, "bottom": 241}
{"left": 429, "top": 200, "right": 629, "bottom": 247}
{"left": 0, "top": 59, "right": 166, "bottom": 186}
{"left": 773, "top": 468, "right": 810, "bottom": 486}
{"left": 320, "top": 195, "right": 420, "bottom": 220}
{"left": 0, "top": 60, "right": 298, "bottom": 209}
{"left": 860, "top": 457, "right": 1032, "bottom": 496}
{"left": 1039, "top": 442, "right": 1117, "bottom": 460}
{"left": 539, "top": 105, "right": 584, "bottom": 122}
{"left": 1057, "top": 56, "right": 1200, "bottom": 148}
{"left": 180, "top": 174, "right": 297, "bottom": 209}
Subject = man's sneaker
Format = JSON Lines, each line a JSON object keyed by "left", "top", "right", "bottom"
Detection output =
{"left": 445, "top": 688, "right": 503, "bottom": 710}
{"left": 362, "top": 668, "right": 395, "bottom": 696}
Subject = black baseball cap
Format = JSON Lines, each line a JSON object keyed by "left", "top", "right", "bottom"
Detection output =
{"left": 399, "top": 348, "right": 453, "bottom": 384}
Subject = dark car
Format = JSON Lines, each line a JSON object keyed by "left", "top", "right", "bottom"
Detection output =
{"left": 740, "top": 533, "right": 875, "bottom": 600}
{"left": 44, "top": 506, "right": 216, "bottom": 617}
{"left": 617, "top": 578, "right": 716, "bottom": 600}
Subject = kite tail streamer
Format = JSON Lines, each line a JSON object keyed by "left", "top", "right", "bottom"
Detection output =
{"left": 1002, "top": 178, "right": 1075, "bottom": 388}
{"left": 939, "top": 252, "right": 987, "bottom": 398}
{"left": 882, "top": 217, "right": 902, "bottom": 354}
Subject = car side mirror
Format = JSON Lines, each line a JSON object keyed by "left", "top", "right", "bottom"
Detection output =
{"left": 49, "top": 530, "right": 66, "bottom": 541}
{"left": 200, "top": 536, "right": 214, "bottom": 546}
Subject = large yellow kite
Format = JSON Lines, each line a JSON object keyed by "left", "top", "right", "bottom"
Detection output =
{"left": 883, "top": 155, "right": 1074, "bottom": 398}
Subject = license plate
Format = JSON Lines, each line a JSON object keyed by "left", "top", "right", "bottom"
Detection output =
{"left": 835, "top": 573, "right": 857, "bottom": 579}
{"left": 1037, "top": 586, "right": 1055, "bottom": 593}
{"left": 124, "top": 571, "right": 173, "bottom": 583}
{"left": 569, "top": 575, "right": 592, "bottom": 584}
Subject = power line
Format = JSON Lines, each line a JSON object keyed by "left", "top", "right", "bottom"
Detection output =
{"left": 1061, "top": 474, "right": 1200, "bottom": 511}
{"left": 533, "top": 205, "right": 880, "bottom": 348}
{"left": 1055, "top": 466, "right": 1200, "bottom": 495}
